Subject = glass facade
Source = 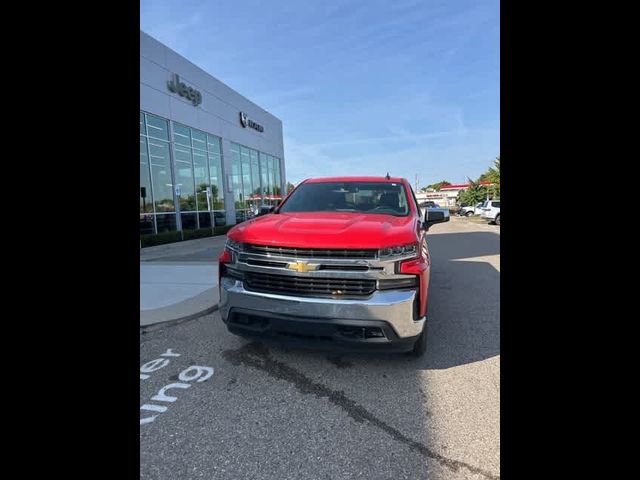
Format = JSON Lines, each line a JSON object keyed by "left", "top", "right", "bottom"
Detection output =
{"left": 140, "top": 111, "right": 282, "bottom": 236}
{"left": 140, "top": 112, "right": 227, "bottom": 235}
{"left": 229, "top": 142, "right": 283, "bottom": 222}
{"left": 172, "top": 122, "right": 226, "bottom": 230}
{"left": 140, "top": 112, "right": 175, "bottom": 234}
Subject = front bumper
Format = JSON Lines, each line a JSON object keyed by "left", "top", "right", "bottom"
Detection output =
{"left": 219, "top": 277, "right": 425, "bottom": 350}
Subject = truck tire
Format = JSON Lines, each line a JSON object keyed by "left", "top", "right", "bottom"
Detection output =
{"left": 495, "top": 214, "right": 500, "bottom": 226}
{"left": 465, "top": 211, "right": 473, "bottom": 217}
{"left": 409, "top": 322, "right": 428, "bottom": 357}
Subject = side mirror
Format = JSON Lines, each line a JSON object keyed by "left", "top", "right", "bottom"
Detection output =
{"left": 423, "top": 208, "right": 450, "bottom": 230}
{"left": 258, "top": 205, "right": 275, "bottom": 216}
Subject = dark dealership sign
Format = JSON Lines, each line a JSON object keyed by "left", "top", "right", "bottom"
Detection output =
{"left": 239, "top": 111, "right": 264, "bottom": 132}
{"left": 167, "top": 74, "right": 202, "bottom": 106}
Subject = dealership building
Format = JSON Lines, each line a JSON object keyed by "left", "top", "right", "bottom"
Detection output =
{"left": 140, "top": 31, "right": 285, "bottom": 236}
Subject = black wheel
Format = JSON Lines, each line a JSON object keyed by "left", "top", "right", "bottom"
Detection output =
{"left": 495, "top": 214, "right": 500, "bottom": 226}
{"left": 408, "top": 321, "right": 428, "bottom": 357}
{"left": 465, "top": 211, "right": 473, "bottom": 217}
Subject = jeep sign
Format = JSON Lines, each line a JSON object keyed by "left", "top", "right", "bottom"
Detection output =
{"left": 167, "top": 74, "right": 202, "bottom": 106}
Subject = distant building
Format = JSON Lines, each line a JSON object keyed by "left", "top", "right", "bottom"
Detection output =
{"left": 415, "top": 181, "right": 494, "bottom": 207}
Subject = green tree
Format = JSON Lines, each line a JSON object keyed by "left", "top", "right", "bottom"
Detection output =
{"left": 458, "top": 178, "right": 488, "bottom": 206}
{"left": 423, "top": 180, "right": 451, "bottom": 191}
{"left": 286, "top": 182, "right": 295, "bottom": 193}
{"left": 484, "top": 156, "right": 500, "bottom": 198}
{"left": 476, "top": 156, "right": 500, "bottom": 198}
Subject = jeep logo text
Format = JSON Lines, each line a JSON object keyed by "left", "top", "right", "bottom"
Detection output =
{"left": 167, "top": 74, "right": 202, "bottom": 106}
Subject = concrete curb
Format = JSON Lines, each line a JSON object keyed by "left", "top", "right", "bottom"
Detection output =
{"left": 140, "top": 236, "right": 228, "bottom": 262}
{"left": 140, "top": 303, "right": 219, "bottom": 334}
{"left": 140, "top": 285, "right": 220, "bottom": 332}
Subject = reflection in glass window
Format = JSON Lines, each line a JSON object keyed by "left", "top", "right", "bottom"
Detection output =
{"left": 171, "top": 125, "right": 226, "bottom": 229}
{"left": 230, "top": 144, "right": 285, "bottom": 215}
{"left": 208, "top": 153, "right": 224, "bottom": 211}
{"left": 260, "top": 153, "right": 269, "bottom": 199}
{"left": 181, "top": 212, "right": 197, "bottom": 230}
{"left": 273, "top": 158, "right": 281, "bottom": 196}
{"left": 193, "top": 150, "right": 209, "bottom": 212}
{"left": 230, "top": 144, "right": 242, "bottom": 209}
{"left": 148, "top": 139, "right": 174, "bottom": 212}
{"left": 240, "top": 146, "right": 252, "bottom": 209}
{"left": 156, "top": 213, "right": 177, "bottom": 232}
{"left": 207, "top": 135, "right": 224, "bottom": 213}
{"left": 140, "top": 112, "right": 146, "bottom": 135}
{"left": 250, "top": 150, "right": 260, "bottom": 199}
{"left": 174, "top": 146, "right": 195, "bottom": 212}
{"left": 146, "top": 114, "right": 169, "bottom": 141}
{"left": 173, "top": 123, "right": 191, "bottom": 146}
{"left": 140, "top": 136, "right": 153, "bottom": 213}
{"left": 207, "top": 135, "right": 221, "bottom": 154}
{"left": 266, "top": 156, "right": 274, "bottom": 198}
{"left": 191, "top": 129, "right": 207, "bottom": 151}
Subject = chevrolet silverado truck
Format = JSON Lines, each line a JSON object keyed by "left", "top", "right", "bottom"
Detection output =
{"left": 218, "top": 176, "right": 449, "bottom": 356}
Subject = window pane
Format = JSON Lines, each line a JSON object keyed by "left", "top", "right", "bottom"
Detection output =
{"left": 250, "top": 150, "right": 260, "bottom": 201}
{"left": 193, "top": 150, "right": 209, "bottom": 212}
{"left": 267, "top": 156, "right": 274, "bottom": 198}
{"left": 140, "top": 213, "right": 155, "bottom": 235}
{"left": 213, "top": 210, "right": 226, "bottom": 226}
{"left": 148, "top": 139, "right": 174, "bottom": 212}
{"left": 140, "top": 136, "right": 153, "bottom": 213}
{"left": 173, "top": 123, "right": 191, "bottom": 147}
{"left": 191, "top": 129, "right": 207, "bottom": 151}
{"left": 156, "top": 213, "right": 177, "bottom": 232}
{"left": 181, "top": 212, "right": 197, "bottom": 230}
{"left": 273, "top": 157, "right": 281, "bottom": 197}
{"left": 207, "top": 135, "right": 221, "bottom": 154}
{"left": 208, "top": 153, "right": 224, "bottom": 210}
{"left": 140, "top": 112, "right": 146, "bottom": 135}
{"left": 240, "top": 147, "right": 252, "bottom": 211}
{"left": 231, "top": 144, "right": 243, "bottom": 209}
{"left": 146, "top": 114, "right": 169, "bottom": 141}
{"left": 260, "top": 153, "right": 269, "bottom": 199}
{"left": 174, "top": 146, "right": 196, "bottom": 212}
{"left": 198, "top": 212, "right": 212, "bottom": 229}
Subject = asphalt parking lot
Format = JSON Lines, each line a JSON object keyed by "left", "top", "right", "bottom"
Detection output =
{"left": 140, "top": 217, "right": 500, "bottom": 480}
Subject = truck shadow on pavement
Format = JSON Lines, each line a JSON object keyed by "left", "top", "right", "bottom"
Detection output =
{"left": 422, "top": 231, "right": 500, "bottom": 370}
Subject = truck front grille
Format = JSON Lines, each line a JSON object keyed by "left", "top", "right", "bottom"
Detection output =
{"left": 244, "top": 271, "right": 376, "bottom": 297}
{"left": 243, "top": 244, "right": 377, "bottom": 259}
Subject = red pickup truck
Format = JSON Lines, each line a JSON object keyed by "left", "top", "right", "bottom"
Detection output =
{"left": 218, "top": 176, "right": 449, "bottom": 356}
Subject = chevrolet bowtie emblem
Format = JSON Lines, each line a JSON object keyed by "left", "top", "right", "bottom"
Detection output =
{"left": 286, "top": 261, "right": 320, "bottom": 273}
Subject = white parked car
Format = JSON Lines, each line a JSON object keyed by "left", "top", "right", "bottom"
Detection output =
{"left": 458, "top": 202, "right": 484, "bottom": 217}
{"left": 480, "top": 200, "right": 501, "bottom": 225}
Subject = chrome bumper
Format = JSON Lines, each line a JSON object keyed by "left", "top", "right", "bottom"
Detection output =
{"left": 219, "top": 277, "right": 425, "bottom": 338}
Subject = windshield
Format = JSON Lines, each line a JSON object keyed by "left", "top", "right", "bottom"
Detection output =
{"left": 279, "top": 182, "right": 410, "bottom": 216}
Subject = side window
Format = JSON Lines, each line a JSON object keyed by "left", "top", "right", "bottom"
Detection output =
{"left": 492, "top": 202, "right": 500, "bottom": 208}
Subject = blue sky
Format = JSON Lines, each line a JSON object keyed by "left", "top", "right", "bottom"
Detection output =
{"left": 141, "top": 0, "right": 499, "bottom": 187}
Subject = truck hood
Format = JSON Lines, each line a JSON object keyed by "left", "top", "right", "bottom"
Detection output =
{"left": 227, "top": 212, "right": 418, "bottom": 249}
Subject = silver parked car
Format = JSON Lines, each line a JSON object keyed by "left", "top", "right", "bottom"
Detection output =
{"left": 480, "top": 200, "right": 501, "bottom": 225}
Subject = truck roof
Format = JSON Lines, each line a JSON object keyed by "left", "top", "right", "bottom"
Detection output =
{"left": 303, "top": 176, "right": 407, "bottom": 184}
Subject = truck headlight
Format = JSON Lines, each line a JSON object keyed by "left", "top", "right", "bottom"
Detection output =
{"left": 226, "top": 239, "right": 243, "bottom": 252}
{"left": 378, "top": 243, "right": 418, "bottom": 259}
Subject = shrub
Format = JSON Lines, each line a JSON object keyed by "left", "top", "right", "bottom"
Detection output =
{"left": 140, "top": 231, "right": 182, "bottom": 248}
{"left": 140, "top": 224, "right": 235, "bottom": 248}
{"left": 214, "top": 224, "right": 233, "bottom": 235}
{"left": 183, "top": 228, "right": 214, "bottom": 241}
